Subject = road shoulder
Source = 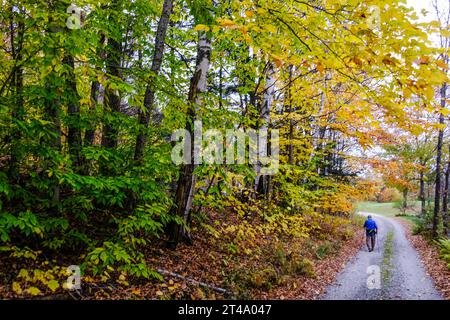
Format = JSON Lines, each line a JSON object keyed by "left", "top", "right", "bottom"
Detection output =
{"left": 395, "top": 218, "right": 450, "bottom": 300}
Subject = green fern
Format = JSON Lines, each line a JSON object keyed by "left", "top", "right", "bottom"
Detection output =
{"left": 437, "top": 238, "right": 450, "bottom": 270}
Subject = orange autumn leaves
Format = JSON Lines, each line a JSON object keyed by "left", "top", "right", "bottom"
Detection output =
{"left": 369, "top": 159, "right": 422, "bottom": 192}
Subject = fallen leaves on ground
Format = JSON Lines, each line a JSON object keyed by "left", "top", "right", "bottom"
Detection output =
{"left": 258, "top": 228, "right": 363, "bottom": 299}
{"left": 396, "top": 219, "right": 450, "bottom": 300}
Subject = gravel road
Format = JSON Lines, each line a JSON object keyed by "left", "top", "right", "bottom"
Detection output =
{"left": 321, "top": 213, "right": 443, "bottom": 300}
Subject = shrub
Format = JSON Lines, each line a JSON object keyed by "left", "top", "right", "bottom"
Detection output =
{"left": 412, "top": 222, "right": 424, "bottom": 235}
{"left": 315, "top": 242, "right": 332, "bottom": 260}
{"left": 341, "top": 228, "right": 354, "bottom": 240}
{"left": 289, "top": 257, "right": 316, "bottom": 278}
{"left": 412, "top": 208, "right": 434, "bottom": 237}
{"left": 273, "top": 243, "right": 287, "bottom": 267}
{"left": 437, "top": 238, "right": 450, "bottom": 270}
{"left": 249, "top": 267, "right": 278, "bottom": 289}
{"left": 393, "top": 200, "right": 406, "bottom": 215}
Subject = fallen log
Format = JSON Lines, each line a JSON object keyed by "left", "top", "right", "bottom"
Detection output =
{"left": 156, "top": 268, "right": 233, "bottom": 296}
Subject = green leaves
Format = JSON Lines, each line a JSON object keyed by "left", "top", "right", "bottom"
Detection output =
{"left": 26, "top": 286, "right": 41, "bottom": 296}
{"left": 85, "top": 241, "right": 162, "bottom": 280}
{"left": 437, "top": 239, "right": 450, "bottom": 270}
{"left": 0, "top": 211, "right": 44, "bottom": 240}
{"left": 47, "top": 279, "right": 60, "bottom": 292}
{"left": 188, "top": 0, "right": 216, "bottom": 25}
{"left": 87, "top": 242, "right": 132, "bottom": 269}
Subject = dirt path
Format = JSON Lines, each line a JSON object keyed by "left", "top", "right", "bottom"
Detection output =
{"left": 321, "top": 213, "right": 443, "bottom": 300}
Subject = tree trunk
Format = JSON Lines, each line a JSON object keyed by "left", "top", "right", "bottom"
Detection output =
{"left": 433, "top": 82, "right": 447, "bottom": 238}
{"left": 63, "top": 54, "right": 82, "bottom": 171}
{"left": 167, "top": 31, "right": 211, "bottom": 247}
{"left": 255, "top": 61, "right": 275, "bottom": 197}
{"left": 134, "top": 0, "right": 173, "bottom": 162}
{"left": 85, "top": 79, "right": 100, "bottom": 149}
{"left": 287, "top": 65, "right": 294, "bottom": 166}
{"left": 101, "top": 1, "right": 122, "bottom": 172}
{"left": 101, "top": 37, "right": 122, "bottom": 150}
{"left": 8, "top": 6, "right": 24, "bottom": 183}
{"left": 419, "top": 169, "right": 426, "bottom": 217}
{"left": 84, "top": 79, "right": 99, "bottom": 148}
{"left": 443, "top": 145, "right": 450, "bottom": 234}
{"left": 402, "top": 189, "right": 408, "bottom": 214}
{"left": 84, "top": 34, "right": 106, "bottom": 149}
{"left": 43, "top": 2, "right": 67, "bottom": 216}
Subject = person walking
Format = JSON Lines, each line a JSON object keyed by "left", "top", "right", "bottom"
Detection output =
{"left": 363, "top": 215, "right": 378, "bottom": 252}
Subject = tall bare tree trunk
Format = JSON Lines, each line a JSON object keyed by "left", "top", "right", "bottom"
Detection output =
{"left": 402, "top": 188, "right": 408, "bottom": 214}
{"left": 8, "top": 6, "right": 24, "bottom": 183}
{"left": 134, "top": 0, "right": 174, "bottom": 162}
{"left": 84, "top": 34, "right": 106, "bottom": 152}
{"left": 287, "top": 65, "right": 294, "bottom": 166}
{"left": 168, "top": 31, "right": 211, "bottom": 247}
{"left": 432, "top": 0, "right": 450, "bottom": 237}
{"left": 63, "top": 54, "right": 82, "bottom": 171}
{"left": 101, "top": 1, "right": 122, "bottom": 173}
{"left": 443, "top": 145, "right": 450, "bottom": 234}
{"left": 84, "top": 80, "right": 99, "bottom": 149}
{"left": 419, "top": 169, "right": 426, "bottom": 216}
{"left": 43, "top": 2, "right": 66, "bottom": 216}
{"left": 255, "top": 61, "right": 275, "bottom": 197}
{"left": 101, "top": 37, "right": 121, "bottom": 150}
{"left": 433, "top": 83, "right": 447, "bottom": 238}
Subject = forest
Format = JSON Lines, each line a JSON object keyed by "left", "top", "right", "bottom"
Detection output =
{"left": 0, "top": 0, "right": 449, "bottom": 300}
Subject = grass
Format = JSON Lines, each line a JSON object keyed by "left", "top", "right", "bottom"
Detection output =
{"left": 357, "top": 202, "right": 400, "bottom": 217}
{"left": 381, "top": 231, "right": 394, "bottom": 295}
{"left": 356, "top": 201, "right": 422, "bottom": 225}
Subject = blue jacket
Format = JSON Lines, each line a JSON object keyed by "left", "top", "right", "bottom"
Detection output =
{"left": 364, "top": 219, "right": 378, "bottom": 236}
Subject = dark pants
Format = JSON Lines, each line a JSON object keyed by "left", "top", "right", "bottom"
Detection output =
{"left": 366, "top": 234, "right": 376, "bottom": 251}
